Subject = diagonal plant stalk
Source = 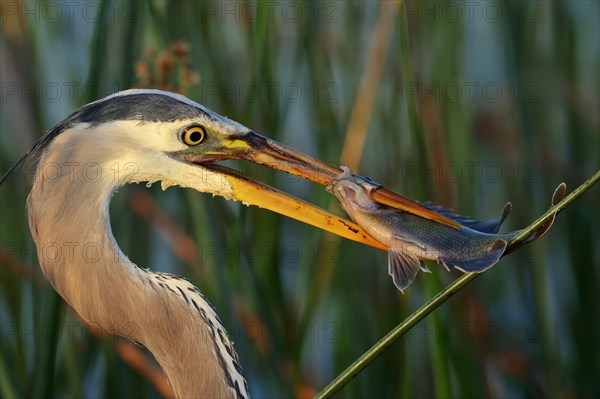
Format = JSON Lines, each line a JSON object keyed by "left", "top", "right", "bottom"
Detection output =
{"left": 315, "top": 170, "right": 600, "bottom": 399}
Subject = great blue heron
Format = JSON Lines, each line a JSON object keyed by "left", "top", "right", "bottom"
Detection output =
{"left": 5, "top": 89, "right": 459, "bottom": 398}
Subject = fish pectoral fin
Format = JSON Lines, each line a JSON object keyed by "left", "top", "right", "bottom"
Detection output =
{"left": 388, "top": 247, "right": 422, "bottom": 293}
{"left": 439, "top": 239, "right": 507, "bottom": 273}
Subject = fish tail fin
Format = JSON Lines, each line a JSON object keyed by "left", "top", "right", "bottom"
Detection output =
{"left": 388, "top": 248, "right": 422, "bottom": 292}
{"left": 439, "top": 239, "right": 507, "bottom": 273}
{"left": 525, "top": 182, "right": 566, "bottom": 242}
{"left": 507, "top": 183, "right": 567, "bottom": 251}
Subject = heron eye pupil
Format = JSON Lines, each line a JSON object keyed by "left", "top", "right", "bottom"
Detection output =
{"left": 190, "top": 131, "right": 201, "bottom": 142}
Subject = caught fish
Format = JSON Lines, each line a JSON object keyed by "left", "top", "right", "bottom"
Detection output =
{"left": 327, "top": 166, "right": 565, "bottom": 292}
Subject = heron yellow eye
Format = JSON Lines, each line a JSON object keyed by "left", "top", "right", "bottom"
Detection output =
{"left": 182, "top": 126, "right": 206, "bottom": 146}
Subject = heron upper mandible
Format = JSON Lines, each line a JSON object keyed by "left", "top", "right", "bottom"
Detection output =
{"left": 4, "top": 89, "right": 456, "bottom": 398}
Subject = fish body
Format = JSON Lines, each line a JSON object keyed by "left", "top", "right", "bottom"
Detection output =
{"left": 327, "top": 166, "right": 563, "bottom": 292}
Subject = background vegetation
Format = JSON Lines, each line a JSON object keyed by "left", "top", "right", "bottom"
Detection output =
{"left": 1, "top": 1, "right": 598, "bottom": 398}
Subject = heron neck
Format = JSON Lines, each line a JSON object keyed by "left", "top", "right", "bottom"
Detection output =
{"left": 27, "top": 142, "right": 244, "bottom": 398}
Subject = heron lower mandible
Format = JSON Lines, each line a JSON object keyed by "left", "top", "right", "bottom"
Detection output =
{"left": 4, "top": 89, "right": 456, "bottom": 398}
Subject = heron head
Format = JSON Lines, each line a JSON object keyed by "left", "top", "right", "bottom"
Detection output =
{"left": 11, "top": 89, "right": 387, "bottom": 247}
{"left": 8, "top": 89, "right": 456, "bottom": 246}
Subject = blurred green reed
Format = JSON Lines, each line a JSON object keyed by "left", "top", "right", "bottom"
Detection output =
{"left": 1, "top": 1, "right": 598, "bottom": 398}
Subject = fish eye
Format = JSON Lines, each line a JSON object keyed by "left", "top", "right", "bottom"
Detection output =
{"left": 182, "top": 126, "right": 206, "bottom": 146}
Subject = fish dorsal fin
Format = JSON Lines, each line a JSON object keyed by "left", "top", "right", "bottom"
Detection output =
{"left": 388, "top": 247, "right": 422, "bottom": 292}
{"left": 421, "top": 201, "right": 512, "bottom": 234}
